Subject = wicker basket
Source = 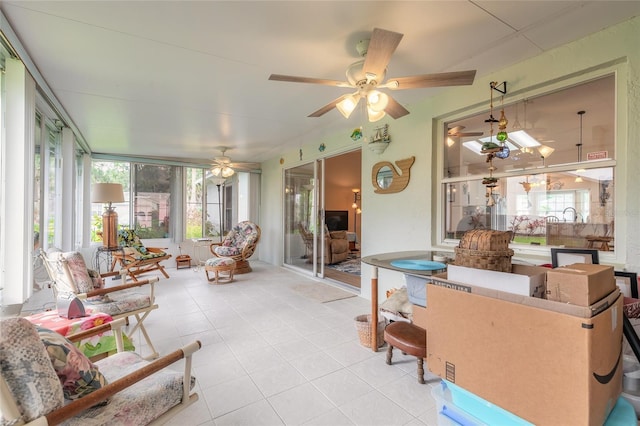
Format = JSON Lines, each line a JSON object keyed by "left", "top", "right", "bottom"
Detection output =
{"left": 454, "top": 247, "right": 514, "bottom": 272}
{"left": 354, "top": 314, "right": 385, "bottom": 348}
{"left": 459, "top": 229, "right": 513, "bottom": 251}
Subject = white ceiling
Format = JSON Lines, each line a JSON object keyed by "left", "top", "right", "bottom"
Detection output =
{"left": 1, "top": 1, "right": 638, "bottom": 168}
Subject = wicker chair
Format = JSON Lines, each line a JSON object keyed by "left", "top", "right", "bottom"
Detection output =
{"left": 209, "top": 221, "right": 261, "bottom": 274}
{"left": 0, "top": 317, "right": 200, "bottom": 426}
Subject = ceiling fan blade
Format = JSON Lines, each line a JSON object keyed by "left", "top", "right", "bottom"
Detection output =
{"left": 384, "top": 95, "right": 410, "bottom": 119}
{"left": 230, "top": 162, "right": 261, "bottom": 171}
{"left": 269, "top": 74, "right": 350, "bottom": 87}
{"left": 387, "top": 70, "right": 477, "bottom": 90}
{"left": 308, "top": 94, "right": 352, "bottom": 118}
{"left": 458, "top": 132, "right": 484, "bottom": 137}
{"left": 362, "top": 28, "right": 403, "bottom": 81}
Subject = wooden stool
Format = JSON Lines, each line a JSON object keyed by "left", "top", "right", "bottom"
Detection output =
{"left": 204, "top": 257, "right": 236, "bottom": 284}
{"left": 384, "top": 321, "right": 427, "bottom": 384}
{"left": 176, "top": 254, "right": 192, "bottom": 269}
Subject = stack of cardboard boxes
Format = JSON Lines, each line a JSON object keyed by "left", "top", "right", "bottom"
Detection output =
{"left": 424, "top": 262, "right": 621, "bottom": 425}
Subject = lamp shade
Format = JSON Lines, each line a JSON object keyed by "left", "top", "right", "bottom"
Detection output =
{"left": 91, "top": 183, "right": 125, "bottom": 203}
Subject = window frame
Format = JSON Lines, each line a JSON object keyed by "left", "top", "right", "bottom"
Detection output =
{"left": 433, "top": 65, "right": 626, "bottom": 263}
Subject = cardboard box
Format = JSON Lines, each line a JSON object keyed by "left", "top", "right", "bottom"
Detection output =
{"left": 546, "top": 263, "right": 616, "bottom": 306}
{"left": 411, "top": 304, "right": 427, "bottom": 331}
{"left": 447, "top": 264, "right": 547, "bottom": 298}
{"left": 426, "top": 275, "right": 622, "bottom": 426}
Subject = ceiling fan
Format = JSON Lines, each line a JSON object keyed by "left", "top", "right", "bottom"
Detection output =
{"left": 269, "top": 28, "right": 476, "bottom": 122}
{"left": 447, "top": 125, "right": 483, "bottom": 137}
{"left": 211, "top": 147, "right": 260, "bottom": 177}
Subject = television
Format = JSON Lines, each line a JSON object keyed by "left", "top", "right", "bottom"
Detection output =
{"left": 325, "top": 210, "right": 349, "bottom": 231}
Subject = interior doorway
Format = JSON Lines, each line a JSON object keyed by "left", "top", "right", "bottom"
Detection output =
{"left": 283, "top": 149, "right": 362, "bottom": 288}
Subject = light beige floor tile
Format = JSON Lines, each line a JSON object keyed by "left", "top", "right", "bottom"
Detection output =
{"left": 311, "top": 368, "right": 374, "bottom": 406}
{"left": 289, "top": 351, "right": 344, "bottom": 381}
{"left": 303, "top": 408, "right": 355, "bottom": 426}
{"left": 348, "top": 354, "right": 407, "bottom": 389}
{"left": 250, "top": 362, "right": 307, "bottom": 397}
{"left": 214, "top": 399, "right": 285, "bottom": 426}
{"left": 202, "top": 375, "right": 264, "bottom": 418}
{"left": 268, "top": 383, "right": 336, "bottom": 425}
{"left": 339, "top": 390, "right": 414, "bottom": 426}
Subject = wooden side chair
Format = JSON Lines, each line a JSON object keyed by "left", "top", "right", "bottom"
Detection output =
{"left": 40, "top": 249, "right": 161, "bottom": 359}
{"left": 111, "top": 228, "right": 172, "bottom": 281}
{"left": 0, "top": 317, "right": 201, "bottom": 426}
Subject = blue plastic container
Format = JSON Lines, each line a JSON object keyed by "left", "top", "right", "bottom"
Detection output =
{"left": 441, "top": 381, "right": 532, "bottom": 426}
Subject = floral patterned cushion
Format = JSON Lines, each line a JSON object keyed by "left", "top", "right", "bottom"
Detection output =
{"left": 83, "top": 289, "right": 152, "bottom": 317}
{"left": 215, "top": 221, "right": 259, "bottom": 256}
{"left": 48, "top": 251, "right": 94, "bottom": 294}
{"left": 36, "top": 326, "right": 108, "bottom": 402}
{"left": 118, "top": 229, "right": 149, "bottom": 254}
{"left": 59, "top": 351, "right": 196, "bottom": 426}
{"left": 0, "top": 318, "right": 64, "bottom": 425}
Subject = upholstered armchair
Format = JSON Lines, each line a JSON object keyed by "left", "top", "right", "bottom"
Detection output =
{"left": 0, "top": 317, "right": 201, "bottom": 426}
{"left": 297, "top": 224, "right": 349, "bottom": 265}
{"left": 210, "top": 221, "right": 261, "bottom": 273}
{"left": 323, "top": 229, "right": 350, "bottom": 265}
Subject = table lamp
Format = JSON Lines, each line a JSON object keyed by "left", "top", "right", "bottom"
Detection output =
{"left": 91, "top": 183, "right": 125, "bottom": 249}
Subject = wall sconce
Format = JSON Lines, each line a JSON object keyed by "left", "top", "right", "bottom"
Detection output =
{"left": 91, "top": 183, "right": 125, "bottom": 249}
{"left": 352, "top": 188, "right": 361, "bottom": 209}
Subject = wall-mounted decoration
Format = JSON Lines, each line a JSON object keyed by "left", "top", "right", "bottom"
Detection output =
{"left": 279, "top": 158, "right": 284, "bottom": 165}
{"left": 299, "top": 149, "right": 303, "bottom": 161}
{"left": 368, "top": 123, "right": 391, "bottom": 154}
{"left": 319, "top": 143, "right": 326, "bottom": 152}
{"left": 351, "top": 127, "right": 363, "bottom": 141}
{"left": 371, "top": 156, "right": 415, "bottom": 194}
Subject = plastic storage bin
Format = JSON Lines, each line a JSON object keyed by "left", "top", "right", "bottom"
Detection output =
{"left": 443, "top": 380, "right": 532, "bottom": 426}
{"left": 433, "top": 380, "right": 636, "bottom": 426}
{"left": 431, "top": 381, "right": 486, "bottom": 426}
{"left": 404, "top": 274, "right": 429, "bottom": 307}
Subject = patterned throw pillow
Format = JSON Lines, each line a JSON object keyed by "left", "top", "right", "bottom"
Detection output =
{"left": 0, "top": 318, "right": 64, "bottom": 424}
{"left": 53, "top": 251, "right": 94, "bottom": 294}
{"left": 36, "top": 326, "right": 109, "bottom": 402}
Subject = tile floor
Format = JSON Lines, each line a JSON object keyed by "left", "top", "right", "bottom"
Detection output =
{"left": 24, "top": 260, "right": 443, "bottom": 426}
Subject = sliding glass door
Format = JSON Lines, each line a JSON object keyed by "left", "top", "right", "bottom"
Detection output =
{"left": 283, "top": 160, "right": 325, "bottom": 277}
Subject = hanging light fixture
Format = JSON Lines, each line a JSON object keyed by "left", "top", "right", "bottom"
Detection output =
{"left": 211, "top": 165, "right": 235, "bottom": 178}
{"left": 575, "top": 110, "right": 586, "bottom": 182}
{"left": 336, "top": 93, "right": 359, "bottom": 118}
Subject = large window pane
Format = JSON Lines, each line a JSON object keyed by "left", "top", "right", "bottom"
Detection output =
{"left": 185, "top": 167, "right": 204, "bottom": 239}
{"left": 133, "top": 164, "right": 173, "bottom": 238}
{"left": 91, "top": 161, "right": 130, "bottom": 242}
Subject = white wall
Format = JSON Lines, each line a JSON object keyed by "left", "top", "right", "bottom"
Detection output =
{"left": 259, "top": 17, "right": 640, "bottom": 301}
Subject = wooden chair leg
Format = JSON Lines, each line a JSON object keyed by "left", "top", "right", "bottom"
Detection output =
{"left": 417, "top": 357, "right": 425, "bottom": 384}
{"left": 386, "top": 344, "right": 393, "bottom": 365}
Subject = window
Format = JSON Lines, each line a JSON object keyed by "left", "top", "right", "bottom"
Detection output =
{"left": 91, "top": 161, "right": 130, "bottom": 242}
{"left": 441, "top": 75, "right": 616, "bottom": 251}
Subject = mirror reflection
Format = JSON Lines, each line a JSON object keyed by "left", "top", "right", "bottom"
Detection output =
{"left": 377, "top": 166, "right": 393, "bottom": 189}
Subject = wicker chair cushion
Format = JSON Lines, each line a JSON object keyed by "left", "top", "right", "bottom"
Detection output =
{"left": 0, "top": 318, "right": 64, "bottom": 424}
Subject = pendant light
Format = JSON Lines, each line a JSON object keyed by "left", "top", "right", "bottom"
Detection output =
{"left": 575, "top": 110, "right": 585, "bottom": 183}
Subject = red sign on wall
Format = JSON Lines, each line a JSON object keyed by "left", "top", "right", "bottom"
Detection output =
{"left": 587, "top": 151, "right": 608, "bottom": 160}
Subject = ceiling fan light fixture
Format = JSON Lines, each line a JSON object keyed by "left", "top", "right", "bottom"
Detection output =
{"left": 367, "top": 107, "right": 386, "bottom": 122}
{"left": 367, "top": 91, "right": 389, "bottom": 112}
{"left": 336, "top": 94, "right": 359, "bottom": 118}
